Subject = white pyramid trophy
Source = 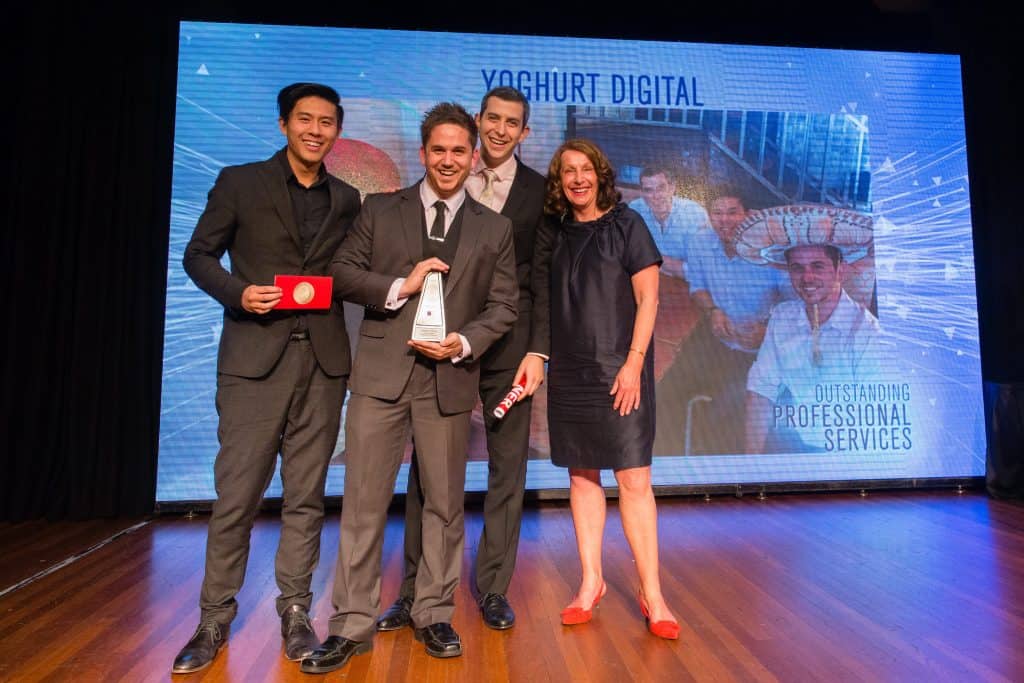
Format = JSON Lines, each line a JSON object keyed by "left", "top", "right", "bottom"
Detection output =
{"left": 411, "top": 271, "right": 446, "bottom": 342}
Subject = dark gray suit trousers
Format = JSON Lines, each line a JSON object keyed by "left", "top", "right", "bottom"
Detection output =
{"left": 200, "top": 338, "right": 346, "bottom": 625}
{"left": 401, "top": 364, "right": 530, "bottom": 598}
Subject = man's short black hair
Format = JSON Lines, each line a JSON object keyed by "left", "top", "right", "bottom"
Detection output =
{"left": 479, "top": 86, "right": 531, "bottom": 127}
{"left": 277, "top": 82, "right": 344, "bottom": 125}
{"left": 707, "top": 184, "right": 747, "bottom": 210}
{"left": 785, "top": 244, "right": 843, "bottom": 268}
{"left": 639, "top": 165, "right": 675, "bottom": 183}
{"left": 420, "top": 102, "right": 478, "bottom": 148}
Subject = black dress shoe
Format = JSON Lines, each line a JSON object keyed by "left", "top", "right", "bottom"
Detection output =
{"left": 376, "top": 595, "right": 414, "bottom": 631}
{"left": 414, "top": 622, "right": 462, "bottom": 658}
{"left": 479, "top": 593, "right": 515, "bottom": 630}
{"left": 299, "top": 636, "right": 372, "bottom": 674}
{"left": 171, "top": 621, "right": 229, "bottom": 674}
{"left": 281, "top": 604, "right": 319, "bottom": 661}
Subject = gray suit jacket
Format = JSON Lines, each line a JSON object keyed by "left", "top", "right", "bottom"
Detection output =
{"left": 183, "top": 150, "right": 361, "bottom": 378}
{"left": 330, "top": 183, "right": 518, "bottom": 414}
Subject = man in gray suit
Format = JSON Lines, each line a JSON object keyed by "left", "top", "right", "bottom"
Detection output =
{"left": 300, "top": 102, "right": 518, "bottom": 674}
{"left": 381, "top": 86, "right": 548, "bottom": 633}
{"left": 174, "top": 83, "right": 361, "bottom": 673}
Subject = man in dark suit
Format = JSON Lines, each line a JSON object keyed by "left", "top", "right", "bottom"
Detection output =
{"left": 300, "top": 102, "right": 518, "bottom": 674}
{"left": 173, "top": 83, "right": 361, "bottom": 674}
{"left": 378, "top": 87, "right": 548, "bottom": 634}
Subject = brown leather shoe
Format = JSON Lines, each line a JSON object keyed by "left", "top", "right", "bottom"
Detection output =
{"left": 281, "top": 604, "right": 319, "bottom": 661}
{"left": 171, "top": 621, "right": 229, "bottom": 673}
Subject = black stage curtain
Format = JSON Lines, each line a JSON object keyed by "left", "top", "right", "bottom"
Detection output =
{"left": 1, "top": 2, "right": 1020, "bottom": 520}
{"left": 1, "top": 6, "right": 177, "bottom": 519}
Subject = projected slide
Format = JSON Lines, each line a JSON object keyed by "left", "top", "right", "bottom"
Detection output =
{"left": 158, "top": 21, "right": 983, "bottom": 502}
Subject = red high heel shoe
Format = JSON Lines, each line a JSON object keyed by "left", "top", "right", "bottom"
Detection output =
{"left": 638, "top": 591, "right": 680, "bottom": 640}
{"left": 560, "top": 582, "right": 607, "bottom": 625}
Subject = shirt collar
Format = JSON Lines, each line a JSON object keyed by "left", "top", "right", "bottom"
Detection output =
{"left": 276, "top": 147, "right": 327, "bottom": 188}
{"left": 472, "top": 154, "right": 518, "bottom": 183}
{"left": 419, "top": 179, "right": 466, "bottom": 215}
{"left": 805, "top": 289, "right": 859, "bottom": 332}
{"left": 823, "top": 290, "right": 861, "bottom": 330}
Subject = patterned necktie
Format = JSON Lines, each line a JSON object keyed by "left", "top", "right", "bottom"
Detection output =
{"left": 479, "top": 168, "right": 498, "bottom": 210}
{"left": 429, "top": 200, "right": 446, "bottom": 240}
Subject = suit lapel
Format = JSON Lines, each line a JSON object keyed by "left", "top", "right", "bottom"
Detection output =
{"left": 501, "top": 159, "right": 532, "bottom": 221}
{"left": 399, "top": 185, "right": 424, "bottom": 265}
{"left": 445, "top": 197, "right": 483, "bottom": 295}
{"left": 256, "top": 157, "right": 303, "bottom": 253}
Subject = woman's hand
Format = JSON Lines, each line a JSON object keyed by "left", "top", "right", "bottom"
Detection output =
{"left": 514, "top": 354, "right": 547, "bottom": 398}
{"left": 611, "top": 263, "right": 657, "bottom": 417}
{"left": 610, "top": 356, "right": 643, "bottom": 416}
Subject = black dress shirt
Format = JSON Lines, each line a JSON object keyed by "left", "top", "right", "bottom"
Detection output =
{"left": 276, "top": 149, "right": 331, "bottom": 256}
{"left": 275, "top": 149, "right": 331, "bottom": 332}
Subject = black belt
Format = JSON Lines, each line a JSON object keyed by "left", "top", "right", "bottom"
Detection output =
{"left": 289, "top": 330, "right": 310, "bottom": 342}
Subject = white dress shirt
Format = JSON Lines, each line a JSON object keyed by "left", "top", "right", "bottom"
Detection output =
{"left": 747, "top": 290, "right": 882, "bottom": 448}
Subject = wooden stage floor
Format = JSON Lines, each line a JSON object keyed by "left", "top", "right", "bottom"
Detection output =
{"left": 1, "top": 490, "right": 1022, "bottom": 682}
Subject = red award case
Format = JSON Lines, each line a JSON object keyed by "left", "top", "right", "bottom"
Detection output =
{"left": 273, "top": 275, "right": 333, "bottom": 310}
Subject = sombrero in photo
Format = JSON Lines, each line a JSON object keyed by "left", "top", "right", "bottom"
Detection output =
{"left": 734, "top": 204, "right": 873, "bottom": 265}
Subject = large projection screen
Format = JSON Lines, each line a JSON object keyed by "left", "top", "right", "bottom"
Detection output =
{"left": 158, "top": 21, "right": 983, "bottom": 503}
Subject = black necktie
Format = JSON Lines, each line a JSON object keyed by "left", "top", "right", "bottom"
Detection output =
{"left": 429, "top": 200, "right": 446, "bottom": 240}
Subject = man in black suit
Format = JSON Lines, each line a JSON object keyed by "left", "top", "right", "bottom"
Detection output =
{"left": 300, "top": 102, "right": 518, "bottom": 674}
{"left": 377, "top": 87, "right": 549, "bottom": 634}
{"left": 173, "top": 83, "right": 361, "bottom": 674}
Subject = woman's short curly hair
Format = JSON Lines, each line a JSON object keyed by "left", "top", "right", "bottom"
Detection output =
{"left": 543, "top": 138, "right": 622, "bottom": 218}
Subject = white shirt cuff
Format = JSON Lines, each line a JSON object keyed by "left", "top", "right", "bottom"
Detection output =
{"left": 386, "top": 278, "right": 409, "bottom": 310}
{"left": 452, "top": 334, "right": 471, "bottom": 364}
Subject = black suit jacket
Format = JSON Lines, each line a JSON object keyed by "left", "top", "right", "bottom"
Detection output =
{"left": 330, "top": 183, "right": 518, "bottom": 414}
{"left": 480, "top": 159, "right": 549, "bottom": 371}
{"left": 183, "top": 150, "right": 362, "bottom": 378}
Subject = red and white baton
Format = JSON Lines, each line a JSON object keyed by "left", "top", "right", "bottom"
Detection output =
{"left": 492, "top": 375, "right": 527, "bottom": 419}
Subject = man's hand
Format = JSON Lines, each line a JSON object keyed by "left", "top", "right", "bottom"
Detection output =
{"left": 660, "top": 256, "right": 686, "bottom": 279}
{"left": 398, "top": 258, "right": 450, "bottom": 299}
{"left": 408, "top": 332, "right": 464, "bottom": 361}
{"left": 513, "top": 354, "right": 546, "bottom": 399}
{"left": 709, "top": 308, "right": 737, "bottom": 343}
{"left": 733, "top": 321, "right": 767, "bottom": 351}
{"left": 241, "top": 285, "right": 282, "bottom": 314}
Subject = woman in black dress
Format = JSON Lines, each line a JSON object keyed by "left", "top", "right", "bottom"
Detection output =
{"left": 542, "top": 139, "right": 678, "bottom": 639}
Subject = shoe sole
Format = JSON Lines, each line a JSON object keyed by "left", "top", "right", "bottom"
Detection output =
{"left": 422, "top": 646, "right": 463, "bottom": 658}
{"left": 376, "top": 620, "right": 412, "bottom": 632}
{"left": 284, "top": 646, "right": 318, "bottom": 662}
{"left": 483, "top": 619, "right": 515, "bottom": 631}
{"left": 299, "top": 642, "right": 373, "bottom": 674}
{"left": 171, "top": 660, "right": 215, "bottom": 675}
